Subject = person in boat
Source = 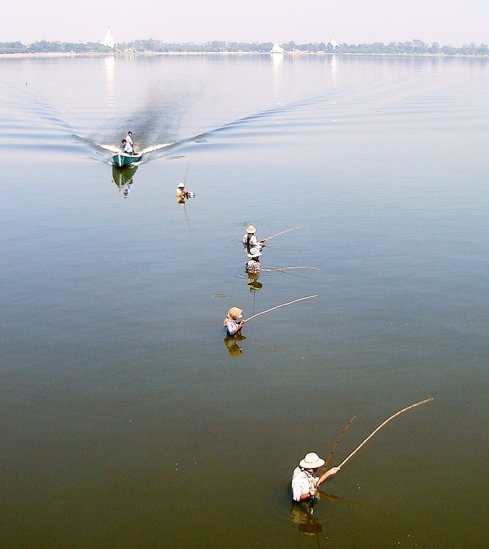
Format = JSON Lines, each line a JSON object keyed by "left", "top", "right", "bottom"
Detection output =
{"left": 242, "top": 225, "right": 265, "bottom": 257}
{"left": 245, "top": 247, "right": 262, "bottom": 274}
{"left": 291, "top": 452, "right": 340, "bottom": 503}
{"left": 223, "top": 307, "right": 245, "bottom": 336}
{"left": 126, "top": 131, "right": 138, "bottom": 153}
{"left": 122, "top": 138, "right": 133, "bottom": 155}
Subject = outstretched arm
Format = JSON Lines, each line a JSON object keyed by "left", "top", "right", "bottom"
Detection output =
{"left": 317, "top": 467, "right": 341, "bottom": 486}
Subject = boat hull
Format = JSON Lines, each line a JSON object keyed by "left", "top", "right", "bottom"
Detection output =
{"left": 112, "top": 153, "right": 142, "bottom": 167}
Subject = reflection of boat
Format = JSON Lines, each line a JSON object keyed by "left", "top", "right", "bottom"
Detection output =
{"left": 112, "top": 164, "right": 138, "bottom": 189}
{"left": 112, "top": 152, "right": 142, "bottom": 167}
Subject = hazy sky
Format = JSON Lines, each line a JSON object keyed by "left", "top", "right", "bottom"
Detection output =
{"left": 3, "top": 0, "right": 488, "bottom": 46}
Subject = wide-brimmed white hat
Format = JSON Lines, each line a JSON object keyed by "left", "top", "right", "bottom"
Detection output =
{"left": 299, "top": 452, "right": 325, "bottom": 469}
{"left": 178, "top": 182, "right": 185, "bottom": 188}
{"left": 247, "top": 247, "right": 262, "bottom": 259}
{"left": 246, "top": 225, "right": 256, "bottom": 234}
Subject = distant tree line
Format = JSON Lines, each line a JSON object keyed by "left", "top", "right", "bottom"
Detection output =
{"left": 1, "top": 39, "right": 489, "bottom": 56}
{"left": 0, "top": 41, "right": 112, "bottom": 54}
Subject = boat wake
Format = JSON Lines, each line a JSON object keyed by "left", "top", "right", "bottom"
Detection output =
{"left": 139, "top": 142, "right": 175, "bottom": 155}
{"left": 97, "top": 141, "right": 175, "bottom": 165}
{"left": 13, "top": 79, "right": 335, "bottom": 165}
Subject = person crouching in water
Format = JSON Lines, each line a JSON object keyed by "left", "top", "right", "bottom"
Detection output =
{"left": 242, "top": 225, "right": 265, "bottom": 257}
{"left": 291, "top": 452, "right": 340, "bottom": 503}
{"left": 245, "top": 248, "right": 262, "bottom": 275}
{"left": 224, "top": 307, "right": 245, "bottom": 336}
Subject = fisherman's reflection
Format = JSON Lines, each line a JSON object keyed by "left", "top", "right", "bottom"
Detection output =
{"left": 224, "top": 335, "right": 245, "bottom": 357}
{"left": 247, "top": 273, "right": 263, "bottom": 292}
{"left": 246, "top": 250, "right": 263, "bottom": 292}
{"left": 290, "top": 490, "right": 340, "bottom": 537}
{"left": 290, "top": 501, "right": 323, "bottom": 536}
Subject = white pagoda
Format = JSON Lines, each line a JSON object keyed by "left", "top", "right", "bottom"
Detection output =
{"left": 103, "top": 27, "right": 115, "bottom": 49}
{"left": 271, "top": 43, "right": 284, "bottom": 55}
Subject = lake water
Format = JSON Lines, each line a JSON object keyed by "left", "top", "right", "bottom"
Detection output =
{"left": 1, "top": 53, "right": 488, "bottom": 548}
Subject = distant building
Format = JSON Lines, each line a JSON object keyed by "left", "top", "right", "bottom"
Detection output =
{"left": 271, "top": 43, "right": 284, "bottom": 55}
{"left": 330, "top": 38, "right": 338, "bottom": 49}
{"left": 103, "top": 27, "right": 115, "bottom": 49}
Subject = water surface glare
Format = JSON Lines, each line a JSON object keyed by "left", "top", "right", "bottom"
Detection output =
{"left": 1, "top": 54, "right": 488, "bottom": 548}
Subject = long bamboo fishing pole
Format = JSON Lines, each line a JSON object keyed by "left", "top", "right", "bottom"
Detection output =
{"left": 263, "top": 225, "right": 304, "bottom": 242}
{"left": 183, "top": 159, "right": 192, "bottom": 183}
{"left": 338, "top": 398, "right": 434, "bottom": 469}
{"left": 244, "top": 294, "right": 318, "bottom": 323}
{"left": 261, "top": 266, "right": 319, "bottom": 273}
{"left": 269, "top": 266, "right": 320, "bottom": 272}
{"left": 323, "top": 416, "right": 356, "bottom": 468}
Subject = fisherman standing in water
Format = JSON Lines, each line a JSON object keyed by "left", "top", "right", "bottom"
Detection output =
{"left": 245, "top": 248, "right": 262, "bottom": 274}
{"left": 176, "top": 182, "right": 195, "bottom": 204}
{"left": 224, "top": 307, "right": 245, "bottom": 336}
{"left": 242, "top": 225, "right": 265, "bottom": 257}
{"left": 291, "top": 453, "right": 340, "bottom": 503}
{"left": 176, "top": 182, "right": 187, "bottom": 203}
{"left": 176, "top": 182, "right": 189, "bottom": 200}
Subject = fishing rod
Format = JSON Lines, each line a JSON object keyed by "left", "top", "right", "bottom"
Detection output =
{"left": 323, "top": 416, "right": 356, "bottom": 469}
{"left": 263, "top": 225, "right": 305, "bottom": 242}
{"left": 243, "top": 294, "right": 318, "bottom": 323}
{"left": 337, "top": 398, "right": 434, "bottom": 469}
{"left": 261, "top": 266, "right": 320, "bottom": 272}
{"left": 183, "top": 158, "right": 192, "bottom": 183}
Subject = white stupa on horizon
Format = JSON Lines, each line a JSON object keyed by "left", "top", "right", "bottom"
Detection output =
{"left": 330, "top": 38, "right": 338, "bottom": 49}
{"left": 271, "top": 43, "right": 284, "bottom": 54}
{"left": 103, "top": 27, "right": 115, "bottom": 49}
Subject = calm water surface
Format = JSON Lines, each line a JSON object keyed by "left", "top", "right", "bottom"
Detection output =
{"left": 1, "top": 54, "right": 488, "bottom": 548}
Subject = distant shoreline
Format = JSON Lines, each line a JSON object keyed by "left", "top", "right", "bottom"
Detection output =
{"left": 1, "top": 51, "right": 489, "bottom": 60}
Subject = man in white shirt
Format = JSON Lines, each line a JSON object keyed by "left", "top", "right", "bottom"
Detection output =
{"left": 122, "top": 139, "right": 133, "bottom": 154}
{"left": 291, "top": 452, "right": 340, "bottom": 503}
{"left": 242, "top": 225, "right": 265, "bottom": 256}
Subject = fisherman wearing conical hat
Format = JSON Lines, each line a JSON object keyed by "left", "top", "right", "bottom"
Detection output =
{"left": 223, "top": 307, "right": 245, "bottom": 336}
{"left": 291, "top": 452, "right": 340, "bottom": 503}
{"left": 242, "top": 225, "right": 265, "bottom": 257}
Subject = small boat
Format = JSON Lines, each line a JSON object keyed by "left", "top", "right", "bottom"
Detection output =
{"left": 111, "top": 152, "right": 142, "bottom": 167}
